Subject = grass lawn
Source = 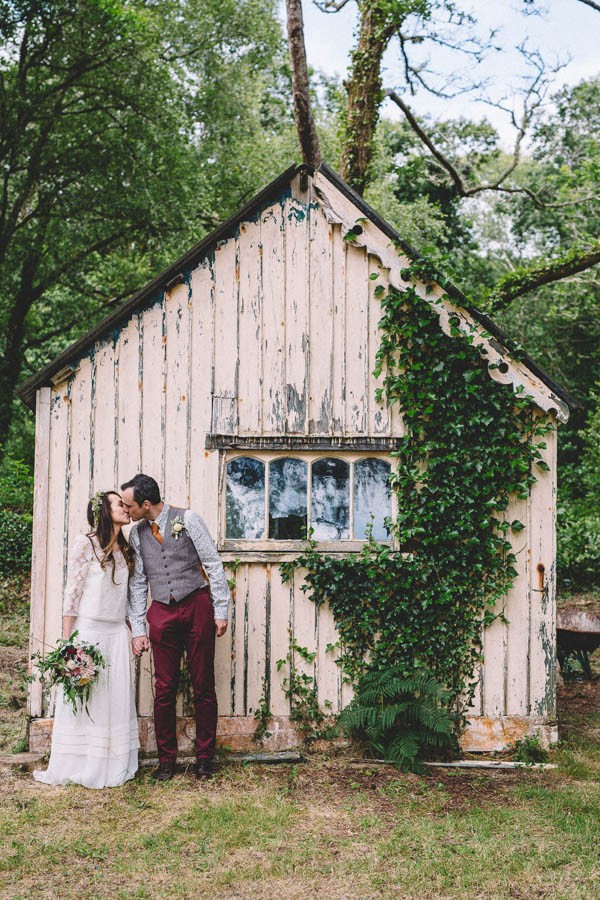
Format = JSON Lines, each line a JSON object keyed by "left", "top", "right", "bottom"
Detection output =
{"left": 1, "top": 579, "right": 598, "bottom": 899}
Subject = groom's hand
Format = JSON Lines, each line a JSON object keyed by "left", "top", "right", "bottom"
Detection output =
{"left": 132, "top": 636, "right": 150, "bottom": 656}
{"left": 215, "top": 619, "right": 228, "bottom": 637}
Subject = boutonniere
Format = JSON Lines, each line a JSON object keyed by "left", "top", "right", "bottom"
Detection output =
{"left": 171, "top": 516, "right": 186, "bottom": 540}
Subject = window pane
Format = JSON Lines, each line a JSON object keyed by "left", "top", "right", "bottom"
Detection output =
{"left": 269, "top": 458, "right": 307, "bottom": 539}
{"left": 311, "top": 458, "right": 350, "bottom": 540}
{"left": 353, "top": 459, "right": 391, "bottom": 540}
{"left": 226, "top": 458, "right": 265, "bottom": 539}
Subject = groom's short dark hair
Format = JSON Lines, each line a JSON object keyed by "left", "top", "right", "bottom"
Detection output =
{"left": 121, "top": 474, "right": 161, "bottom": 505}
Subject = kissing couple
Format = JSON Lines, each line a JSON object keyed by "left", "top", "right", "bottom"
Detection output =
{"left": 34, "top": 473, "right": 230, "bottom": 789}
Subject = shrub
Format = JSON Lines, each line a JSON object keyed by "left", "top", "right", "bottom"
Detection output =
{"left": 0, "top": 509, "right": 32, "bottom": 576}
{"left": 0, "top": 453, "right": 34, "bottom": 514}
{"left": 339, "top": 667, "right": 456, "bottom": 773}
{"left": 557, "top": 503, "right": 600, "bottom": 589}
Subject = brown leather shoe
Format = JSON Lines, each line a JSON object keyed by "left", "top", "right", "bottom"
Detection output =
{"left": 153, "top": 762, "right": 176, "bottom": 782}
{"left": 195, "top": 759, "right": 213, "bottom": 780}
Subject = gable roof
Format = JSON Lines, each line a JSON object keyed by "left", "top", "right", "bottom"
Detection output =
{"left": 17, "top": 162, "right": 579, "bottom": 416}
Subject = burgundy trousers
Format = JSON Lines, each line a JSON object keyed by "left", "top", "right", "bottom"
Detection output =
{"left": 146, "top": 587, "right": 217, "bottom": 763}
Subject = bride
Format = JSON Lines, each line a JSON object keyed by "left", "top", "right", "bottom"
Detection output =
{"left": 33, "top": 491, "right": 139, "bottom": 788}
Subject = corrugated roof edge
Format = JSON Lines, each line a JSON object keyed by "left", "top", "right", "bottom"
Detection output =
{"left": 17, "top": 161, "right": 580, "bottom": 413}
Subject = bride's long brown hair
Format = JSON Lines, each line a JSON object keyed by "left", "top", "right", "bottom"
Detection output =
{"left": 86, "top": 491, "right": 134, "bottom": 578}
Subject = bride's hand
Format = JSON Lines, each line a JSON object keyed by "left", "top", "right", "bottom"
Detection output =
{"left": 132, "top": 636, "right": 150, "bottom": 656}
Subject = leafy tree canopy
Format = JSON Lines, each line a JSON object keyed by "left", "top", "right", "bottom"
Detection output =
{"left": 0, "top": 0, "right": 295, "bottom": 456}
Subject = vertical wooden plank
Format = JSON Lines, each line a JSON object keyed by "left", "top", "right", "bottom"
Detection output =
{"left": 164, "top": 282, "right": 191, "bottom": 506}
{"left": 136, "top": 647, "right": 155, "bottom": 719}
{"left": 344, "top": 243, "right": 368, "bottom": 434}
{"left": 92, "top": 341, "right": 117, "bottom": 491}
{"left": 66, "top": 357, "right": 92, "bottom": 540}
{"left": 308, "top": 203, "right": 333, "bottom": 434}
{"left": 261, "top": 203, "right": 286, "bottom": 434}
{"left": 230, "top": 563, "right": 249, "bottom": 716}
{"left": 215, "top": 565, "right": 237, "bottom": 716}
{"left": 269, "top": 564, "right": 292, "bottom": 717}
{"left": 116, "top": 316, "right": 142, "bottom": 485}
{"left": 528, "top": 421, "right": 557, "bottom": 718}
{"left": 42, "top": 389, "right": 70, "bottom": 710}
{"left": 137, "top": 301, "right": 166, "bottom": 719}
{"left": 291, "top": 566, "right": 318, "bottom": 706}
{"left": 316, "top": 602, "right": 341, "bottom": 713}
{"left": 212, "top": 238, "right": 238, "bottom": 435}
{"left": 214, "top": 560, "right": 234, "bottom": 716}
{"left": 140, "top": 302, "right": 166, "bottom": 486}
{"left": 29, "top": 388, "right": 51, "bottom": 717}
{"left": 331, "top": 224, "right": 346, "bottom": 435}
{"left": 92, "top": 341, "right": 117, "bottom": 490}
{"left": 237, "top": 219, "right": 263, "bottom": 436}
{"left": 367, "top": 255, "right": 390, "bottom": 435}
{"left": 245, "top": 564, "right": 268, "bottom": 716}
{"left": 505, "top": 495, "right": 531, "bottom": 715}
{"left": 284, "top": 196, "right": 309, "bottom": 434}
{"left": 189, "top": 261, "right": 218, "bottom": 529}
{"left": 481, "top": 558, "right": 508, "bottom": 718}
{"left": 467, "top": 659, "right": 483, "bottom": 718}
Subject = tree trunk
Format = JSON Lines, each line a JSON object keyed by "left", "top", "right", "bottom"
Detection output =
{"left": 285, "top": 0, "right": 321, "bottom": 169}
{"left": 340, "top": 2, "right": 395, "bottom": 195}
{"left": 0, "top": 304, "right": 30, "bottom": 460}
{"left": 0, "top": 246, "right": 42, "bottom": 458}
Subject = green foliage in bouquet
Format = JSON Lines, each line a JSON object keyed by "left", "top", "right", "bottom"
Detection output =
{"left": 31, "top": 631, "right": 105, "bottom": 716}
{"left": 339, "top": 668, "right": 456, "bottom": 773}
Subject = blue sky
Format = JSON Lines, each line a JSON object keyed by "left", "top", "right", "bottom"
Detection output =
{"left": 287, "top": 0, "right": 599, "bottom": 146}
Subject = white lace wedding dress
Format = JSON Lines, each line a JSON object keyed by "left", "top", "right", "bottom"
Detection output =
{"left": 33, "top": 535, "right": 139, "bottom": 789}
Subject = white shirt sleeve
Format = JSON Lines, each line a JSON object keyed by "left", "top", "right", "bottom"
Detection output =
{"left": 184, "top": 510, "right": 230, "bottom": 620}
{"left": 126, "top": 524, "right": 149, "bottom": 638}
{"left": 63, "top": 535, "right": 93, "bottom": 617}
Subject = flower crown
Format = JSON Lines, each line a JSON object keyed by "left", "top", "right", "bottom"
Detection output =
{"left": 90, "top": 491, "right": 104, "bottom": 527}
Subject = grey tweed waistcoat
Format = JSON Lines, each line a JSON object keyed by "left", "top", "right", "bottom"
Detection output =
{"left": 137, "top": 506, "right": 206, "bottom": 604}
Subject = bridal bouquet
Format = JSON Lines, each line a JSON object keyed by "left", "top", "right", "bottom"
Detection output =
{"left": 31, "top": 632, "right": 105, "bottom": 715}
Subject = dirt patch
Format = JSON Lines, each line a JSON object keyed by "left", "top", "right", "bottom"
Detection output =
{"left": 281, "top": 756, "right": 546, "bottom": 820}
{"left": 0, "top": 644, "right": 27, "bottom": 675}
{"left": 558, "top": 678, "right": 600, "bottom": 718}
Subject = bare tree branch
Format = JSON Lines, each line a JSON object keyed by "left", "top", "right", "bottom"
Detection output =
{"left": 385, "top": 85, "right": 597, "bottom": 211}
{"left": 490, "top": 242, "right": 600, "bottom": 309}
{"left": 576, "top": 0, "right": 600, "bottom": 12}
{"left": 385, "top": 89, "right": 542, "bottom": 205}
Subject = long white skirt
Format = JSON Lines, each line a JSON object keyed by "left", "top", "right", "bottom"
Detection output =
{"left": 33, "top": 617, "right": 139, "bottom": 789}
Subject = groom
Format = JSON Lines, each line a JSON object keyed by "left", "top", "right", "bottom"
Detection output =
{"left": 121, "top": 474, "right": 230, "bottom": 781}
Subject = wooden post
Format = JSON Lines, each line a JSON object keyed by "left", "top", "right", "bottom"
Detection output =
{"left": 28, "top": 388, "right": 51, "bottom": 717}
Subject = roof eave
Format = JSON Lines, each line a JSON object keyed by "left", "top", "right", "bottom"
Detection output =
{"left": 17, "top": 163, "right": 310, "bottom": 408}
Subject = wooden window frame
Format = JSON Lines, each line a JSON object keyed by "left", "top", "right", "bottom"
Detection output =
{"left": 218, "top": 449, "right": 395, "bottom": 556}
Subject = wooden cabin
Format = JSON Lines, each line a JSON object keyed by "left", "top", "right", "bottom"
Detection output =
{"left": 19, "top": 163, "right": 574, "bottom": 755}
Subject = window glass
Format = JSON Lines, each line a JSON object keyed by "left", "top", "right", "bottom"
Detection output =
{"left": 226, "top": 457, "right": 265, "bottom": 538}
{"left": 311, "top": 458, "right": 350, "bottom": 540}
{"left": 353, "top": 458, "right": 391, "bottom": 540}
{"left": 268, "top": 458, "right": 308, "bottom": 539}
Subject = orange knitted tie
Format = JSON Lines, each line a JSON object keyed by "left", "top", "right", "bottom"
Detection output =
{"left": 151, "top": 522, "right": 163, "bottom": 544}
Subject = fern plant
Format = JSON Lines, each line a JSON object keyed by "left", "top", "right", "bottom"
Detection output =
{"left": 339, "top": 668, "right": 456, "bottom": 773}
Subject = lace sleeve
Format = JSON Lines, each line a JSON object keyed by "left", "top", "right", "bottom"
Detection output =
{"left": 63, "top": 535, "right": 93, "bottom": 616}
